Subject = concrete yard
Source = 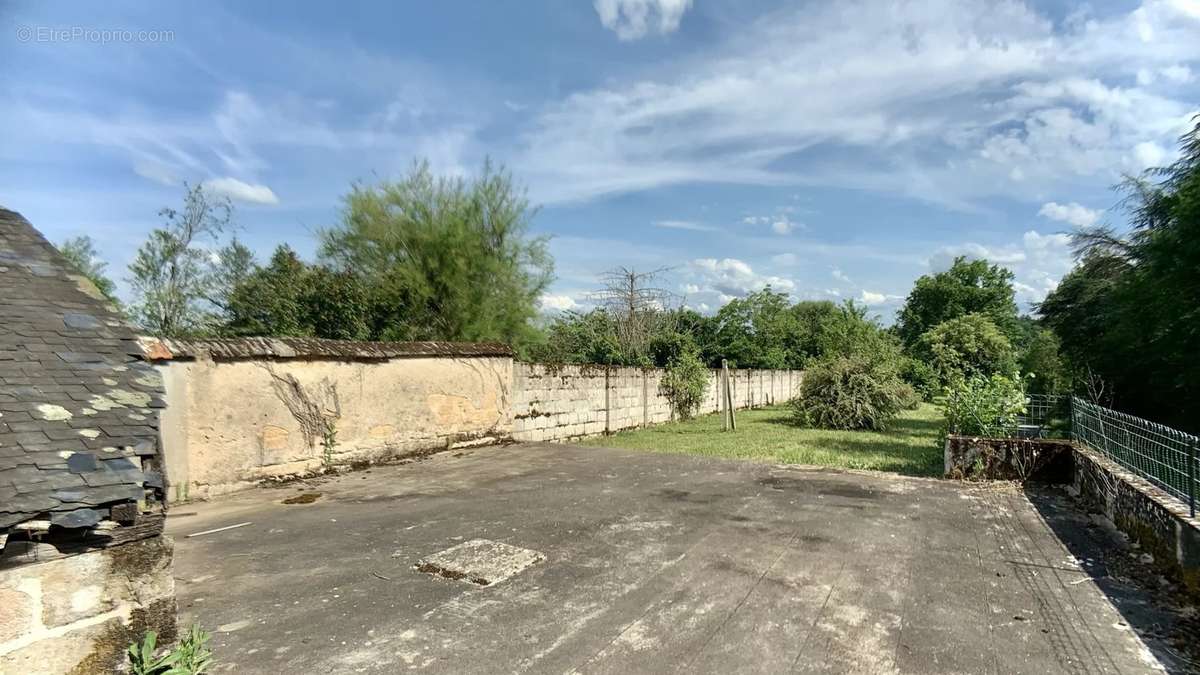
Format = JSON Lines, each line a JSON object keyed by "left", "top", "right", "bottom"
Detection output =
{"left": 169, "top": 443, "right": 1176, "bottom": 674}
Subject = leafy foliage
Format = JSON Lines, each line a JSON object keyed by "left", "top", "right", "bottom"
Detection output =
{"left": 1020, "top": 327, "right": 1069, "bottom": 395}
{"left": 1039, "top": 118, "right": 1200, "bottom": 432}
{"left": 524, "top": 309, "right": 629, "bottom": 365}
{"left": 128, "top": 184, "right": 232, "bottom": 336}
{"left": 528, "top": 297, "right": 894, "bottom": 372}
{"left": 128, "top": 624, "right": 213, "bottom": 675}
{"left": 659, "top": 343, "right": 709, "bottom": 420}
{"left": 942, "top": 373, "right": 1026, "bottom": 438}
{"left": 915, "top": 313, "right": 1016, "bottom": 387}
{"left": 57, "top": 235, "right": 118, "bottom": 302}
{"left": 896, "top": 257, "right": 1020, "bottom": 348}
{"left": 224, "top": 245, "right": 369, "bottom": 340}
{"left": 789, "top": 355, "right": 908, "bottom": 431}
{"left": 319, "top": 159, "right": 552, "bottom": 346}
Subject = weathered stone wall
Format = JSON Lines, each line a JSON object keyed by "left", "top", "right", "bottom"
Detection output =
{"left": 1072, "top": 445, "right": 1200, "bottom": 596}
{"left": 0, "top": 537, "right": 177, "bottom": 675}
{"left": 156, "top": 355, "right": 513, "bottom": 502}
{"left": 512, "top": 364, "right": 803, "bottom": 443}
{"left": 946, "top": 434, "right": 1200, "bottom": 596}
{"left": 943, "top": 435, "right": 1075, "bottom": 482}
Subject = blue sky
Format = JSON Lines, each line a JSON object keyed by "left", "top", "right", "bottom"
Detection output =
{"left": 2, "top": 0, "right": 1198, "bottom": 322}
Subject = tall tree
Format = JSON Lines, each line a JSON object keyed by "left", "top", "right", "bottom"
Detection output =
{"left": 320, "top": 159, "right": 553, "bottom": 345}
{"left": 128, "top": 184, "right": 231, "bottom": 336}
{"left": 1040, "top": 117, "right": 1200, "bottom": 430}
{"left": 57, "top": 236, "right": 118, "bottom": 302}
{"left": 895, "top": 257, "right": 1020, "bottom": 348}
{"left": 224, "top": 244, "right": 369, "bottom": 340}
{"left": 208, "top": 238, "right": 258, "bottom": 322}
{"left": 915, "top": 313, "right": 1017, "bottom": 386}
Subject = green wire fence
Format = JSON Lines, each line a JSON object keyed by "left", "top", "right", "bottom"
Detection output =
{"left": 1069, "top": 397, "right": 1197, "bottom": 517}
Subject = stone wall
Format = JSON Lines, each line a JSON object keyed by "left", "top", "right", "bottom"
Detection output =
{"left": 946, "top": 434, "right": 1200, "bottom": 596}
{"left": 152, "top": 341, "right": 514, "bottom": 502}
{"left": 512, "top": 364, "right": 803, "bottom": 443}
{"left": 0, "top": 537, "right": 177, "bottom": 675}
{"left": 1072, "top": 445, "right": 1200, "bottom": 596}
{"left": 943, "top": 435, "right": 1075, "bottom": 482}
{"left": 150, "top": 337, "right": 804, "bottom": 500}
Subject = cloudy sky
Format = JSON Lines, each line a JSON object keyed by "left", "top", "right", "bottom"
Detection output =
{"left": 2, "top": 0, "right": 1197, "bottom": 321}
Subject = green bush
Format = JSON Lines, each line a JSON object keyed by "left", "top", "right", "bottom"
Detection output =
{"left": 894, "top": 381, "right": 922, "bottom": 410}
{"left": 899, "top": 356, "right": 939, "bottom": 401}
{"left": 916, "top": 313, "right": 1017, "bottom": 387}
{"left": 660, "top": 346, "right": 709, "bottom": 420}
{"left": 943, "top": 373, "right": 1026, "bottom": 437}
{"left": 789, "top": 356, "right": 908, "bottom": 430}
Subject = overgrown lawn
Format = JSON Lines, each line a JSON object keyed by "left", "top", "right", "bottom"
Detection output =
{"left": 585, "top": 403, "right": 944, "bottom": 477}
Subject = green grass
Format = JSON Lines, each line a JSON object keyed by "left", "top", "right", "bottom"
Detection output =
{"left": 584, "top": 403, "right": 946, "bottom": 477}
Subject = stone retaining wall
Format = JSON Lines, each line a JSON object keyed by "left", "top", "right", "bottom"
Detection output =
{"left": 1072, "top": 445, "right": 1200, "bottom": 596}
{"left": 946, "top": 434, "right": 1200, "bottom": 596}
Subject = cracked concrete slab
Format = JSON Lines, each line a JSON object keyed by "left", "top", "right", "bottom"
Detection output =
{"left": 417, "top": 539, "right": 544, "bottom": 586}
{"left": 169, "top": 443, "right": 1180, "bottom": 674}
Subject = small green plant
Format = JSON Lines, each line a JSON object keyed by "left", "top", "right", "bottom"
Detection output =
{"left": 942, "top": 373, "right": 1026, "bottom": 438}
{"left": 321, "top": 417, "right": 338, "bottom": 465}
{"left": 659, "top": 346, "right": 709, "bottom": 420}
{"left": 128, "top": 624, "right": 213, "bottom": 675}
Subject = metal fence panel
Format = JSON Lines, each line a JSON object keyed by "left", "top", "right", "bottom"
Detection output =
{"left": 1070, "top": 397, "right": 1197, "bottom": 513}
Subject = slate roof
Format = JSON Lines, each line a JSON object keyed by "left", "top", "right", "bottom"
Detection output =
{"left": 0, "top": 208, "right": 165, "bottom": 531}
{"left": 141, "top": 336, "right": 514, "bottom": 361}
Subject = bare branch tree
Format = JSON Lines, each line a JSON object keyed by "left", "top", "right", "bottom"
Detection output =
{"left": 589, "top": 266, "right": 679, "bottom": 361}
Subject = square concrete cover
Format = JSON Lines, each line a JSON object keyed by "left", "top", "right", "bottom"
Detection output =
{"left": 417, "top": 538, "right": 544, "bottom": 586}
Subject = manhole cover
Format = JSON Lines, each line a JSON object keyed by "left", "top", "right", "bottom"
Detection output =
{"left": 416, "top": 539, "right": 544, "bottom": 586}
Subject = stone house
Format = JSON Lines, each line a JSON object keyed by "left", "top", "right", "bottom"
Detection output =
{"left": 0, "top": 209, "right": 176, "bottom": 674}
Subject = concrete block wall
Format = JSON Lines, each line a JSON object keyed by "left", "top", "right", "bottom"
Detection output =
{"left": 513, "top": 363, "right": 803, "bottom": 443}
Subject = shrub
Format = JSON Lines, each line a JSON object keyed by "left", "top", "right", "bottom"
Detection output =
{"left": 899, "top": 356, "right": 939, "bottom": 401}
{"left": 660, "top": 346, "right": 709, "bottom": 420}
{"left": 789, "top": 356, "right": 908, "bottom": 430}
{"left": 943, "top": 373, "right": 1026, "bottom": 437}
{"left": 895, "top": 381, "right": 922, "bottom": 410}
{"left": 916, "top": 313, "right": 1017, "bottom": 387}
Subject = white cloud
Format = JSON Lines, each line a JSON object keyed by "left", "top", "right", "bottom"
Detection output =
{"left": 927, "top": 229, "right": 1075, "bottom": 306}
{"left": 653, "top": 219, "right": 715, "bottom": 231}
{"left": 743, "top": 213, "right": 803, "bottom": 235}
{"left": 929, "top": 243, "right": 1025, "bottom": 272}
{"left": 522, "top": 0, "right": 1199, "bottom": 206}
{"left": 831, "top": 267, "right": 852, "bottom": 284}
{"left": 200, "top": 177, "right": 279, "bottom": 205}
{"left": 689, "top": 257, "right": 795, "bottom": 298}
{"left": 1160, "top": 64, "right": 1194, "bottom": 83}
{"left": 1039, "top": 201, "right": 1101, "bottom": 227}
{"left": 594, "top": 0, "right": 693, "bottom": 40}
{"left": 1133, "top": 141, "right": 1168, "bottom": 169}
{"left": 858, "top": 290, "right": 902, "bottom": 306}
{"left": 771, "top": 216, "right": 800, "bottom": 235}
{"left": 539, "top": 294, "right": 578, "bottom": 312}
{"left": 133, "top": 161, "right": 179, "bottom": 186}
